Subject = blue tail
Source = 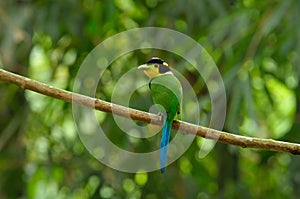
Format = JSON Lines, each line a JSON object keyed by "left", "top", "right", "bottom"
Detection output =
{"left": 160, "top": 120, "right": 172, "bottom": 173}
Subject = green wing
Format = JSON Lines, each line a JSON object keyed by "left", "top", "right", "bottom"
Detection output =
{"left": 149, "top": 74, "right": 182, "bottom": 121}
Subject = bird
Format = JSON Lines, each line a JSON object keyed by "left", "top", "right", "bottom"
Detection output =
{"left": 138, "top": 57, "right": 183, "bottom": 173}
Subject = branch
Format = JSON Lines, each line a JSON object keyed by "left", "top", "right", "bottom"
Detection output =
{"left": 1, "top": 68, "right": 300, "bottom": 155}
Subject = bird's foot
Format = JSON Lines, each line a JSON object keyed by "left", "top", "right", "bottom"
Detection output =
{"left": 157, "top": 112, "right": 163, "bottom": 122}
{"left": 157, "top": 112, "right": 168, "bottom": 123}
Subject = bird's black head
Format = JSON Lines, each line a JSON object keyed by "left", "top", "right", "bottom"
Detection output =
{"left": 146, "top": 57, "right": 165, "bottom": 65}
{"left": 138, "top": 57, "right": 171, "bottom": 78}
{"left": 148, "top": 57, "right": 170, "bottom": 74}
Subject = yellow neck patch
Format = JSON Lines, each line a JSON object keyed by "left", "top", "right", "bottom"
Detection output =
{"left": 143, "top": 69, "right": 161, "bottom": 78}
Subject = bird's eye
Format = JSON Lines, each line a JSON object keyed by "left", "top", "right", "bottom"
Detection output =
{"left": 154, "top": 64, "right": 159, "bottom": 68}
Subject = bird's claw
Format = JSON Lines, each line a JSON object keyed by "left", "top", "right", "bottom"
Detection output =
{"left": 157, "top": 112, "right": 168, "bottom": 122}
{"left": 157, "top": 112, "right": 163, "bottom": 122}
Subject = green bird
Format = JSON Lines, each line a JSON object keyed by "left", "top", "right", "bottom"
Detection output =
{"left": 138, "top": 57, "right": 183, "bottom": 173}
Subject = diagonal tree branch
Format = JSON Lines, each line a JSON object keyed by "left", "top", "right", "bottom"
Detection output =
{"left": 1, "top": 68, "right": 300, "bottom": 154}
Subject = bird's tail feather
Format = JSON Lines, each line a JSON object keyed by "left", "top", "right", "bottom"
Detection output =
{"left": 160, "top": 120, "right": 172, "bottom": 173}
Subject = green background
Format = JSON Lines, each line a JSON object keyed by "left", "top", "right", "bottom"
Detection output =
{"left": 0, "top": 0, "right": 300, "bottom": 198}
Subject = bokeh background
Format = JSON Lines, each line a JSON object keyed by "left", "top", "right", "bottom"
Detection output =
{"left": 1, "top": 0, "right": 300, "bottom": 198}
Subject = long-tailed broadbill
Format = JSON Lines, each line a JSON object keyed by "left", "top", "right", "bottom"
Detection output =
{"left": 138, "top": 57, "right": 183, "bottom": 173}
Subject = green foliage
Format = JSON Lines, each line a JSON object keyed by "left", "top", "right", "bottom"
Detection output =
{"left": 1, "top": 0, "right": 300, "bottom": 198}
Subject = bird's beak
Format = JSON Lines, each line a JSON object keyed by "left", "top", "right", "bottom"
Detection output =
{"left": 138, "top": 64, "right": 149, "bottom": 71}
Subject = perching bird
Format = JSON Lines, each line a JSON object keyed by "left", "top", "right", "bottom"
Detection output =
{"left": 138, "top": 57, "right": 183, "bottom": 173}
